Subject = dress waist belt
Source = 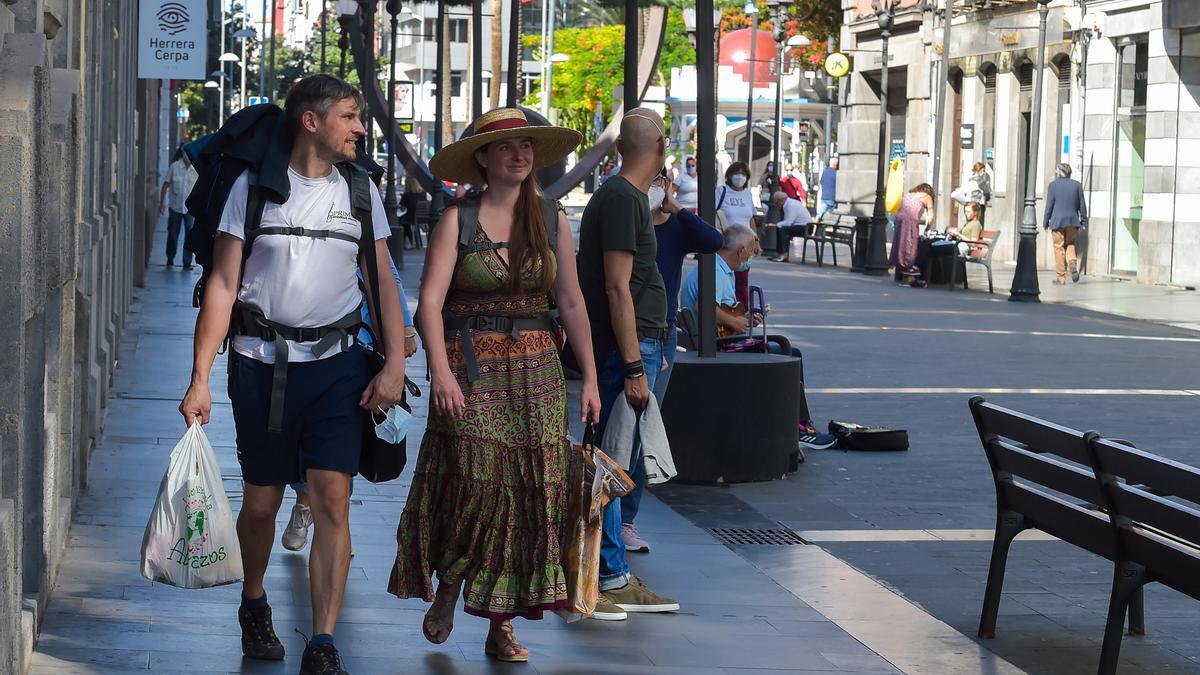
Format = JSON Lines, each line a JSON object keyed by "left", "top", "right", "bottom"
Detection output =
{"left": 443, "top": 314, "right": 555, "bottom": 383}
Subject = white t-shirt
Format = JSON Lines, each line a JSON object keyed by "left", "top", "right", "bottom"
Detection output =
{"left": 716, "top": 185, "right": 757, "bottom": 227}
{"left": 218, "top": 166, "right": 391, "bottom": 364}
{"left": 167, "top": 159, "right": 199, "bottom": 213}
{"left": 778, "top": 198, "right": 813, "bottom": 228}
{"left": 672, "top": 171, "right": 699, "bottom": 208}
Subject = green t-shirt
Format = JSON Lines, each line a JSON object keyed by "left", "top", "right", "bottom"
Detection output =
{"left": 577, "top": 176, "right": 669, "bottom": 354}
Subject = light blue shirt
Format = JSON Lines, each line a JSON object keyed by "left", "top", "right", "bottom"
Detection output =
{"left": 680, "top": 255, "right": 736, "bottom": 315}
{"left": 358, "top": 254, "right": 413, "bottom": 347}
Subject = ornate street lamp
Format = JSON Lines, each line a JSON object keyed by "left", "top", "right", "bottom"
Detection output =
{"left": 1009, "top": 0, "right": 1052, "bottom": 302}
{"left": 385, "top": 0, "right": 403, "bottom": 266}
{"left": 862, "top": 0, "right": 897, "bottom": 277}
{"left": 337, "top": 0, "right": 356, "bottom": 79}
{"left": 930, "top": 0, "right": 955, "bottom": 226}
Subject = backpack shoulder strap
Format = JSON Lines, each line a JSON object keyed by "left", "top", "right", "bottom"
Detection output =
{"left": 337, "top": 162, "right": 386, "bottom": 353}
{"left": 242, "top": 172, "right": 268, "bottom": 260}
{"left": 456, "top": 193, "right": 483, "bottom": 253}
{"left": 541, "top": 196, "right": 561, "bottom": 252}
{"left": 718, "top": 186, "right": 727, "bottom": 209}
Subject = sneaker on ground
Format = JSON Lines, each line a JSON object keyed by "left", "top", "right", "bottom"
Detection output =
{"left": 299, "top": 642, "right": 349, "bottom": 675}
{"left": 591, "top": 594, "right": 628, "bottom": 621}
{"left": 607, "top": 576, "right": 680, "bottom": 613}
{"left": 798, "top": 432, "right": 837, "bottom": 451}
{"left": 622, "top": 522, "right": 650, "bottom": 553}
{"left": 238, "top": 604, "right": 284, "bottom": 661}
{"left": 282, "top": 503, "right": 312, "bottom": 551}
{"left": 1070, "top": 262, "right": 1081, "bottom": 283}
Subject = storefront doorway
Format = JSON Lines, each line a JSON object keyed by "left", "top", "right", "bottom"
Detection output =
{"left": 1110, "top": 38, "right": 1147, "bottom": 275}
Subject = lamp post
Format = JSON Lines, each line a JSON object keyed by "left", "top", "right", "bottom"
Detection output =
{"left": 233, "top": 29, "right": 255, "bottom": 111}
{"left": 683, "top": 4, "right": 722, "bottom": 358}
{"left": 862, "top": 0, "right": 896, "bottom": 277}
{"left": 930, "top": 0, "right": 954, "bottom": 226}
{"left": 780, "top": 33, "right": 810, "bottom": 174}
{"left": 219, "top": 52, "right": 241, "bottom": 113}
{"left": 338, "top": 0, "right": 356, "bottom": 80}
{"left": 765, "top": 1, "right": 798, "bottom": 176}
{"left": 204, "top": 80, "right": 220, "bottom": 131}
{"left": 321, "top": 0, "right": 328, "bottom": 72}
{"left": 1009, "top": 0, "right": 1051, "bottom": 302}
{"left": 742, "top": 1, "right": 758, "bottom": 166}
{"left": 385, "top": 0, "right": 402, "bottom": 268}
{"left": 260, "top": 0, "right": 268, "bottom": 96}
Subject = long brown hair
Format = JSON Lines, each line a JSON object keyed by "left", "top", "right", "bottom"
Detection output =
{"left": 506, "top": 175, "right": 556, "bottom": 294}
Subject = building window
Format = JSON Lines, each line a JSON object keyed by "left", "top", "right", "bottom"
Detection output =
{"left": 451, "top": 70, "right": 465, "bottom": 96}
{"left": 449, "top": 18, "right": 468, "bottom": 43}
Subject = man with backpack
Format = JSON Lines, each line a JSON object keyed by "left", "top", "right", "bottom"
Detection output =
{"left": 178, "top": 74, "right": 408, "bottom": 675}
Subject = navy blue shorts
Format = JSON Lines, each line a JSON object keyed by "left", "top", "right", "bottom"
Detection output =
{"left": 228, "top": 348, "right": 372, "bottom": 486}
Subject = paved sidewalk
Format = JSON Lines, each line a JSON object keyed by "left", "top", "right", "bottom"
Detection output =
{"left": 28, "top": 227, "right": 1024, "bottom": 673}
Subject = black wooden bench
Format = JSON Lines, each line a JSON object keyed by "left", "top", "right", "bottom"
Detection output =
{"left": 969, "top": 397, "right": 1200, "bottom": 674}
{"left": 799, "top": 213, "right": 855, "bottom": 267}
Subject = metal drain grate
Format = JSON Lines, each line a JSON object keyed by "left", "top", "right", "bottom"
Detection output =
{"left": 707, "top": 527, "right": 808, "bottom": 546}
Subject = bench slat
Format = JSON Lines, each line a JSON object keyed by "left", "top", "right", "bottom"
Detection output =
{"left": 1123, "top": 532, "right": 1200, "bottom": 599}
{"left": 974, "top": 401, "right": 1093, "bottom": 465}
{"left": 1109, "top": 484, "right": 1200, "bottom": 550}
{"left": 990, "top": 440, "right": 1105, "bottom": 504}
{"left": 1091, "top": 438, "right": 1200, "bottom": 505}
{"left": 1003, "top": 484, "right": 1117, "bottom": 559}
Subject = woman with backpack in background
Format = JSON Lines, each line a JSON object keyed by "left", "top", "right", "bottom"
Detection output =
{"left": 388, "top": 108, "right": 600, "bottom": 663}
{"left": 950, "top": 162, "right": 991, "bottom": 224}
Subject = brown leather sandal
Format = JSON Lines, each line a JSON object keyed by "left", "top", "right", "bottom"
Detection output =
{"left": 485, "top": 622, "right": 529, "bottom": 663}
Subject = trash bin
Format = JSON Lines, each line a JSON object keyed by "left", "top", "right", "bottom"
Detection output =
{"left": 852, "top": 216, "right": 872, "bottom": 272}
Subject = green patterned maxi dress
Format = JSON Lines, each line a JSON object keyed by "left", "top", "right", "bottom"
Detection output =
{"left": 388, "top": 226, "right": 569, "bottom": 620}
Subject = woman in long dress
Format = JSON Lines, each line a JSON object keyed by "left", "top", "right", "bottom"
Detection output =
{"left": 889, "top": 183, "right": 936, "bottom": 285}
{"left": 389, "top": 108, "right": 600, "bottom": 662}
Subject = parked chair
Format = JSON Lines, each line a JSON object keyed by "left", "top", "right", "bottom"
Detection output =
{"left": 949, "top": 227, "right": 1000, "bottom": 293}
{"left": 408, "top": 200, "right": 432, "bottom": 249}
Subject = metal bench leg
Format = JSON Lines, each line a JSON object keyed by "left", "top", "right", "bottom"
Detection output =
{"left": 1098, "top": 562, "right": 1149, "bottom": 675}
{"left": 978, "top": 511, "right": 1026, "bottom": 639}
{"left": 1127, "top": 583, "right": 1145, "bottom": 636}
{"left": 831, "top": 241, "right": 838, "bottom": 267}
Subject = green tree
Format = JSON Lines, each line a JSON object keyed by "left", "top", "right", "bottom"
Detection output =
{"left": 523, "top": 25, "right": 626, "bottom": 146}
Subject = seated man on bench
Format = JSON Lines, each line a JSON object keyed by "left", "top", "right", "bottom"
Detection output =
{"left": 767, "top": 191, "right": 813, "bottom": 263}
{"left": 680, "top": 225, "right": 835, "bottom": 450}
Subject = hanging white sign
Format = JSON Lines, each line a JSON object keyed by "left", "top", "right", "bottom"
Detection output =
{"left": 138, "top": 0, "right": 208, "bottom": 80}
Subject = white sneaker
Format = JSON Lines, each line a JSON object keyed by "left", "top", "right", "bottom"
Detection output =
{"left": 622, "top": 523, "right": 650, "bottom": 553}
{"left": 281, "top": 503, "right": 312, "bottom": 551}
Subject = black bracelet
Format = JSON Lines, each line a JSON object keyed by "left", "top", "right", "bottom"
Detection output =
{"left": 623, "top": 359, "right": 644, "bottom": 377}
{"left": 625, "top": 371, "right": 645, "bottom": 380}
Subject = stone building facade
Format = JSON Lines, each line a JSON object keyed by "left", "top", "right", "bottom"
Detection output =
{"left": 837, "top": 0, "right": 1087, "bottom": 269}
{"left": 1081, "top": 0, "right": 1200, "bottom": 285}
{"left": 0, "top": 2, "right": 162, "bottom": 672}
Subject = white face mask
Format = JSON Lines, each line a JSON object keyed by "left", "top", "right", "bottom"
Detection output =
{"left": 648, "top": 186, "right": 666, "bottom": 211}
{"left": 731, "top": 174, "right": 748, "bottom": 189}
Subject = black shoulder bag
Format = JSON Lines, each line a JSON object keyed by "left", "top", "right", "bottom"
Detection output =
{"left": 342, "top": 163, "right": 420, "bottom": 483}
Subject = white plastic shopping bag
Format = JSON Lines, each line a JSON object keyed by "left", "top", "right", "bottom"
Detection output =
{"left": 140, "top": 423, "right": 244, "bottom": 588}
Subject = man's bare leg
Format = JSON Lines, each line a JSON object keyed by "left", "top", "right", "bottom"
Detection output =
{"left": 238, "top": 484, "right": 285, "bottom": 598}
{"left": 306, "top": 468, "right": 352, "bottom": 635}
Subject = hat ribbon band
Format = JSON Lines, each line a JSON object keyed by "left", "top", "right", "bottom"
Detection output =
{"left": 477, "top": 117, "right": 529, "bottom": 134}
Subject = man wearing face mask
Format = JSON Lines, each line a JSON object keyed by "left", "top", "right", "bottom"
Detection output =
{"left": 680, "top": 225, "right": 757, "bottom": 335}
{"left": 758, "top": 161, "right": 782, "bottom": 223}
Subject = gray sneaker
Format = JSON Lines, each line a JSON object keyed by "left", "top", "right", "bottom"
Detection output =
{"left": 606, "top": 576, "right": 680, "bottom": 613}
{"left": 281, "top": 503, "right": 312, "bottom": 551}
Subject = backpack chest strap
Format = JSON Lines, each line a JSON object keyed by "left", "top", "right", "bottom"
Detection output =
{"left": 251, "top": 225, "right": 360, "bottom": 245}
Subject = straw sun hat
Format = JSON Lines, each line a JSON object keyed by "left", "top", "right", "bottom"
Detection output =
{"left": 429, "top": 108, "right": 582, "bottom": 184}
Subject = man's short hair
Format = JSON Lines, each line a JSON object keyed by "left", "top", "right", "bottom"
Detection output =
{"left": 1056, "top": 163, "right": 1072, "bottom": 179}
{"left": 772, "top": 191, "right": 789, "bottom": 204}
{"left": 721, "top": 224, "right": 756, "bottom": 253}
{"left": 284, "top": 74, "right": 365, "bottom": 133}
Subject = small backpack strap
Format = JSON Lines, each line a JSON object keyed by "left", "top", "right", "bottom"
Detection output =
{"left": 455, "top": 193, "right": 483, "bottom": 255}
{"left": 542, "top": 197, "right": 560, "bottom": 253}
{"left": 242, "top": 174, "right": 269, "bottom": 260}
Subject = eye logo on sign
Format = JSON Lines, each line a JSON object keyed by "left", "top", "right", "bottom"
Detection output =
{"left": 157, "top": 2, "right": 190, "bottom": 35}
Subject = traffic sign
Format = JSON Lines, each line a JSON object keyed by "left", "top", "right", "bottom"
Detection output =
{"left": 824, "top": 52, "right": 851, "bottom": 79}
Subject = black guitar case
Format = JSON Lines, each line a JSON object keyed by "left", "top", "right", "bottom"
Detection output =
{"left": 828, "top": 421, "right": 909, "bottom": 452}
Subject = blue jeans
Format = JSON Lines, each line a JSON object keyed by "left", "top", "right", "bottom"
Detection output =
{"left": 817, "top": 199, "right": 836, "bottom": 221}
{"left": 166, "top": 209, "right": 194, "bottom": 265}
{"left": 595, "top": 337, "right": 663, "bottom": 591}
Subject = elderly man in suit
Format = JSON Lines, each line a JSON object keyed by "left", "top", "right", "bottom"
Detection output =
{"left": 1044, "top": 163, "right": 1088, "bottom": 284}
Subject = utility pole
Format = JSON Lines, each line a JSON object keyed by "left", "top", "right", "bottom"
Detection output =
{"left": 931, "top": 0, "right": 954, "bottom": 228}
{"left": 1009, "top": 0, "right": 1052, "bottom": 303}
